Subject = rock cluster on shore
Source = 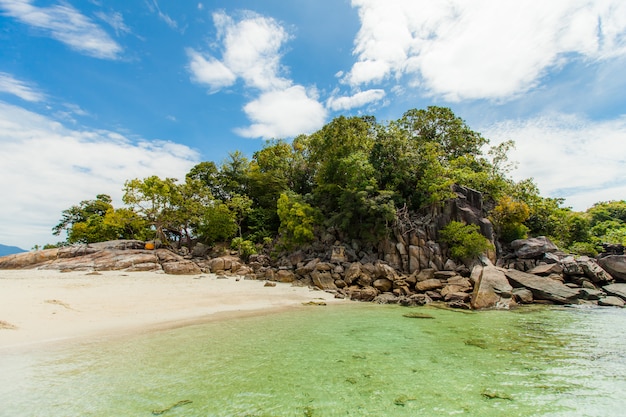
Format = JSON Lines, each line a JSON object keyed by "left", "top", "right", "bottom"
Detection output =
{"left": 2, "top": 186, "right": 625, "bottom": 309}
{"left": 2, "top": 236, "right": 625, "bottom": 310}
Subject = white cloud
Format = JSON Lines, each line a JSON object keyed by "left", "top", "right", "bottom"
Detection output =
{"left": 149, "top": 0, "right": 177, "bottom": 29}
{"left": 327, "top": 89, "right": 386, "bottom": 111}
{"left": 186, "top": 48, "right": 236, "bottom": 92}
{"left": 0, "top": 72, "right": 45, "bottom": 102}
{"left": 235, "top": 86, "right": 327, "bottom": 139}
{"left": 483, "top": 113, "right": 626, "bottom": 211}
{"left": 95, "top": 10, "right": 131, "bottom": 36}
{"left": 0, "top": 0, "right": 122, "bottom": 59}
{"left": 0, "top": 102, "right": 199, "bottom": 249}
{"left": 188, "top": 11, "right": 290, "bottom": 92}
{"left": 347, "top": 0, "right": 626, "bottom": 100}
{"left": 188, "top": 11, "right": 328, "bottom": 139}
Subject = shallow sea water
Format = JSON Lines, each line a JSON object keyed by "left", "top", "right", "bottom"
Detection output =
{"left": 2, "top": 303, "right": 626, "bottom": 416}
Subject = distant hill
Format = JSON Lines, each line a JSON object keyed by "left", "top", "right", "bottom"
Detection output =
{"left": 0, "top": 244, "right": 26, "bottom": 256}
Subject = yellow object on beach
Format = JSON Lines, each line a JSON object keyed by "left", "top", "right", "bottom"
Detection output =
{"left": 144, "top": 242, "right": 155, "bottom": 250}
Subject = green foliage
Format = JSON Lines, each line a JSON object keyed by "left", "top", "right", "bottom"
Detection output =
{"left": 197, "top": 203, "right": 237, "bottom": 244}
{"left": 567, "top": 242, "right": 600, "bottom": 257}
{"left": 276, "top": 192, "right": 321, "bottom": 248}
{"left": 439, "top": 221, "right": 491, "bottom": 261}
{"left": 490, "top": 196, "right": 530, "bottom": 243}
{"left": 230, "top": 237, "right": 257, "bottom": 261}
{"left": 52, "top": 195, "right": 150, "bottom": 244}
{"left": 51, "top": 106, "right": 570, "bottom": 255}
{"left": 588, "top": 201, "right": 626, "bottom": 225}
{"left": 335, "top": 188, "right": 397, "bottom": 242}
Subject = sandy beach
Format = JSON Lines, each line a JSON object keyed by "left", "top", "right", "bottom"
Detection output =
{"left": 0, "top": 269, "right": 344, "bottom": 350}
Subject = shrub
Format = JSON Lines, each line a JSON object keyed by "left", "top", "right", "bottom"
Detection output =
{"left": 230, "top": 237, "right": 257, "bottom": 261}
{"left": 490, "top": 196, "right": 530, "bottom": 243}
{"left": 439, "top": 221, "right": 491, "bottom": 261}
{"left": 567, "top": 242, "right": 600, "bottom": 257}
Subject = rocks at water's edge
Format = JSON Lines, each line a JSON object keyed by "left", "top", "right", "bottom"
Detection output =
{"left": 2, "top": 187, "right": 625, "bottom": 309}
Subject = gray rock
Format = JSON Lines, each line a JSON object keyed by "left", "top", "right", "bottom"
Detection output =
{"left": 511, "top": 237, "right": 558, "bottom": 259}
{"left": 579, "top": 288, "right": 605, "bottom": 301}
{"left": 603, "top": 283, "right": 626, "bottom": 300}
{"left": 373, "top": 293, "right": 398, "bottom": 304}
{"left": 527, "top": 263, "right": 563, "bottom": 276}
{"left": 598, "top": 256, "right": 626, "bottom": 281}
{"left": 505, "top": 269, "right": 580, "bottom": 304}
{"left": 598, "top": 296, "right": 625, "bottom": 307}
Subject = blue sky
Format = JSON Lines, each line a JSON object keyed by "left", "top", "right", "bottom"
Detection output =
{"left": 1, "top": 0, "right": 625, "bottom": 249}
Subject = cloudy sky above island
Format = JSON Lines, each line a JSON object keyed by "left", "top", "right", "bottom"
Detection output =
{"left": 1, "top": 0, "right": 625, "bottom": 249}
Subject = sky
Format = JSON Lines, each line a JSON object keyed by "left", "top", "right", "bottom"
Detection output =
{"left": 1, "top": 0, "right": 625, "bottom": 249}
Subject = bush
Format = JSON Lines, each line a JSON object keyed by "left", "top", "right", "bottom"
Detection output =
{"left": 490, "top": 196, "right": 530, "bottom": 243}
{"left": 439, "top": 221, "right": 491, "bottom": 261}
{"left": 567, "top": 242, "right": 600, "bottom": 257}
{"left": 230, "top": 237, "right": 257, "bottom": 261}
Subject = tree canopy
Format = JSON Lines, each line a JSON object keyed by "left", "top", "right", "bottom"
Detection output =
{"left": 49, "top": 106, "right": 624, "bottom": 257}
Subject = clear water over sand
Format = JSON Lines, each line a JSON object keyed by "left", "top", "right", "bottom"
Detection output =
{"left": 2, "top": 303, "right": 626, "bottom": 416}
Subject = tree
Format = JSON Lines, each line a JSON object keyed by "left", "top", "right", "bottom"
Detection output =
{"left": 277, "top": 192, "right": 321, "bottom": 249}
{"left": 398, "top": 106, "right": 488, "bottom": 160}
{"left": 197, "top": 203, "right": 237, "bottom": 244}
{"left": 52, "top": 195, "right": 150, "bottom": 243}
{"left": 490, "top": 196, "right": 530, "bottom": 243}
{"left": 439, "top": 221, "right": 491, "bottom": 261}
{"left": 53, "top": 194, "right": 114, "bottom": 238}
{"left": 122, "top": 176, "right": 181, "bottom": 243}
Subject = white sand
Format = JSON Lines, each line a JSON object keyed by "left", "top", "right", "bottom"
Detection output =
{"left": 0, "top": 269, "right": 344, "bottom": 350}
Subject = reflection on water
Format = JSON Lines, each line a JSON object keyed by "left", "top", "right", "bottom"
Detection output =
{"left": 1, "top": 303, "right": 626, "bottom": 416}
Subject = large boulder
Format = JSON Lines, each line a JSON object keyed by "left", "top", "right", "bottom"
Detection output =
{"left": 598, "top": 256, "right": 626, "bottom": 281}
{"left": 348, "top": 286, "right": 378, "bottom": 302}
{"left": 511, "top": 237, "right": 558, "bottom": 259}
{"left": 0, "top": 248, "right": 60, "bottom": 269}
{"left": 603, "top": 283, "right": 626, "bottom": 300}
{"left": 311, "top": 270, "right": 338, "bottom": 291}
{"left": 598, "top": 296, "right": 625, "bottom": 307}
{"left": 505, "top": 269, "right": 580, "bottom": 304}
{"left": 471, "top": 265, "right": 513, "bottom": 309}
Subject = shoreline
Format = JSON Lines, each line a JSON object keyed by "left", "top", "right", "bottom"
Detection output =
{"left": 0, "top": 269, "right": 346, "bottom": 351}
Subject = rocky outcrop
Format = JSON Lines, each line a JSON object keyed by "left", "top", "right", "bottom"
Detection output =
{"left": 598, "top": 256, "right": 626, "bottom": 281}
{"left": 0, "top": 241, "right": 199, "bottom": 275}
{"left": 504, "top": 269, "right": 580, "bottom": 304}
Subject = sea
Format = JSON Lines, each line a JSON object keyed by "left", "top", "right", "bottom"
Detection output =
{"left": 1, "top": 303, "right": 625, "bottom": 416}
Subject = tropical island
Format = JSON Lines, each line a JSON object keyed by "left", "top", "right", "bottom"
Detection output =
{"left": 2, "top": 107, "right": 626, "bottom": 312}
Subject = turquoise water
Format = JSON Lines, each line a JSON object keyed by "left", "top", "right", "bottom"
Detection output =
{"left": 2, "top": 303, "right": 626, "bottom": 416}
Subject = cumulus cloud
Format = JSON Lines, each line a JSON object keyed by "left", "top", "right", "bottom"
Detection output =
{"left": 187, "top": 11, "right": 290, "bottom": 92}
{"left": 347, "top": 0, "right": 626, "bottom": 100}
{"left": 327, "top": 89, "right": 386, "bottom": 111}
{"left": 0, "top": 102, "right": 199, "bottom": 248}
{"left": 0, "top": 72, "right": 45, "bottom": 102}
{"left": 188, "top": 11, "right": 328, "bottom": 139}
{"left": 235, "top": 86, "right": 327, "bottom": 139}
{"left": 0, "top": 0, "right": 122, "bottom": 59}
{"left": 186, "top": 48, "right": 236, "bottom": 92}
{"left": 483, "top": 113, "right": 626, "bottom": 210}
